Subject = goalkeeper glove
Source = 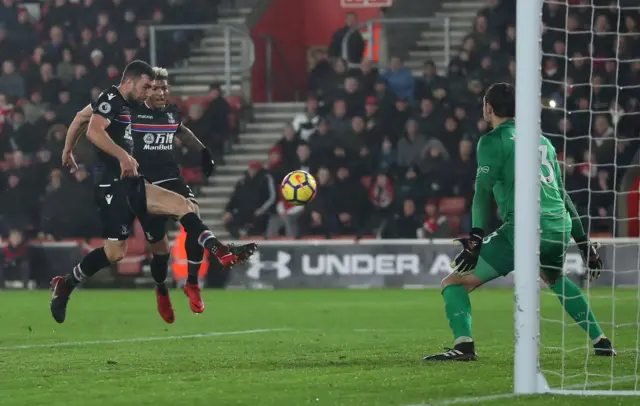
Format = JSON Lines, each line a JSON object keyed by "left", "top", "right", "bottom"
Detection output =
{"left": 576, "top": 238, "right": 603, "bottom": 281}
{"left": 201, "top": 148, "right": 215, "bottom": 178}
{"left": 451, "top": 228, "right": 484, "bottom": 275}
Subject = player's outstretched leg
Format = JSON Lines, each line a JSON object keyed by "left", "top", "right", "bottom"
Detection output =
{"left": 149, "top": 237, "right": 175, "bottom": 324}
{"left": 423, "top": 273, "right": 483, "bottom": 361}
{"left": 184, "top": 231, "right": 205, "bottom": 313}
{"left": 546, "top": 275, "right": 616, "bottom": 356}
{"left": 50, "top": 241, "right": 125, "bottom": 323}
{"left": 145, "top": 183, "right": 258, "bottom": 267}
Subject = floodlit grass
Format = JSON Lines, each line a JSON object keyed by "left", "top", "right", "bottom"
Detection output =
{"left": 0, "top": 289, "right": 637, "bottom": 405}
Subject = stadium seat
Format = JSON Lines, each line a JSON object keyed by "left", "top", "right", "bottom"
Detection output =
{"left": 439, "top": 197, "right": 466, "bottom": 216}
{"left": 181, "top": 167, "right": 204, "bottom": 184}
{"left": 446, "top": 216, "right": 462, "bottom": 236}
{"left": 359, "top": 235, "right": 376, "bottom": 240}
{"left": 88, "top": 238, "right": 103, "bottom": 250}
{"left": 332, "top": 235, "right": 357, "bottom": 240}
{"left": 361, "top": 176, "right": 372, "bottom": 188}
{"left": 299, "top": 235, "right": 326, "bottom": 240}
{"left": 117, "top": 256, "right": 143, "bottom": 275}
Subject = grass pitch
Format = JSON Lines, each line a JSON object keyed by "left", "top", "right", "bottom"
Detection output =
{"left": 0, "top": 289, "right": 638, "bottom": 405}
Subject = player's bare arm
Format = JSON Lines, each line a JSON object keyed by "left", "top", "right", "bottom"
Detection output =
{"left": 176, "top": 124, "right": 205, "bottom": 151}
{"left": 62, "top": 104, "right": 93, "bottom": 172}
{"left": 177, "top": 123, "right": 215, "bottom": 177}
{"left": 87, "top": 114, "right": 138, "bottom": 178}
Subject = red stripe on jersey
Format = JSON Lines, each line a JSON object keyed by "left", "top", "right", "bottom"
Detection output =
{"left": 131, "top": 124, "right": 179, "bottom": 130}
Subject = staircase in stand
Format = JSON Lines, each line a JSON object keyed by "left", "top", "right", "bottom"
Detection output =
{"left": 197, "top": 102, "right": 305, "bottom": 239}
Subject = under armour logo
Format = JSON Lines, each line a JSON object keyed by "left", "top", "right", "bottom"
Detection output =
{"left": 107, "top": 93, "right": 115, "bottom": 100}
{"left": 105, "top": 194, "right": 113, "bottom": 204}
{"left": 246, "top": 251, "right": 292, "bottom": 280}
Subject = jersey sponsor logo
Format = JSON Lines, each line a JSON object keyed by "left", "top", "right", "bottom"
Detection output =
{"left": 477, "top": 166, "right": 490, "bottom": 175}
{"left": 124, "top": 125, "right": 133, "bottom": 141}
{"left": 121, "top": 225, "right": 130, "bottom": 235}
{"left": 166, "top": 112, "right": 176, "bottom": 124}
{"left": 105, "top": 194, "right": 113, "bottom": 204}
{"left": 141, "top": 133, "right": 174, "bottom": 150}
{"left": 137, "top": 115, "right": 154, "bottom": 119}
{"left": 107, "top": 93, "right": 116, "bottom": 100}
{"left": 98, "top": 102, "right": 112, "bottom": 114}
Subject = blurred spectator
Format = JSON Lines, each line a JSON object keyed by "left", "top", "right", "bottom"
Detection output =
{"left": 23, "top": 91, "right": 47, "bottom": 124}
{"left": 366, "top": 173, "right": 395, "bottom": 237}
{"left": 326, "top": 99, "right": 350, "bottom": 138}
{"left": 382, "top": 56, "right": 414, "bottom": 101}
{"left": 203, "top": 85, "right": 231, "bottom": 153}
{"left": 342, "top": 76, "right": 365, "bottom": 118}
{"left": 451, "top": 138, "right": 476, "bottom": 200}
{"left": 291, "top": 96, "right": 320, "bottom": 141}
{"left": 330, "top": 165, "right": 366, "bottom": 235}
{"left": 308, "top": 48, "right": 333, "bottom": 98}
{"left": 223, "top": 161, "right": 276, "bottom": 238}
{"left": 277, "top": 123, "right": 302, "bottom": 170}
{"left": 350, "top": 59, "right": 379, "bottom": 95}
{"left": 397, "top": 119, "right": 426, "bottom": 171}
{"left": 328, "top": 12, "right": 365, "bottom": 65}
{"left": 417, "top": 200, "right": 453, "bottom": 239}
{"left": 389, "top": 199, "right": 421, "bottom": 239}
{"left": 3, "top": 108, "right": 38, "bottom": 154}
{"left": 590, "top": 170, "right": 614, "bottom": 234}
{"left": 56, "top": 48, "right": 75, "bottom": 84}
{"left": 300, "top": 167, "right": 332, "bottom": 237}
{"left": 0, "top": 229, "right": 30, "bottom": 289}
{"left": 308, "top": 118, "right": 336, "bottom": 169}
{"left": 414, "top": 60, "right": 448, "bottom": 101}
{"left": 0, "top": 60, "right": 24, "bottom": 99}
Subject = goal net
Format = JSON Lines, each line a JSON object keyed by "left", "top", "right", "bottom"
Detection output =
{"left": 516, "top": 0, "right": 640, "bottom": 396}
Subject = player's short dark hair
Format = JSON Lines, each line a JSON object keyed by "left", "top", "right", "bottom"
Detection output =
{"left": 484, "top": 82, "right": 515, "bottom": 118}
{"left": 121, "top": 60, "right": 154, "bottom": 84}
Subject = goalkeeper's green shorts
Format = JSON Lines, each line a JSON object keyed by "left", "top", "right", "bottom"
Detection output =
{"left": 472, "top": 223, "right": 571, "bottom": 283}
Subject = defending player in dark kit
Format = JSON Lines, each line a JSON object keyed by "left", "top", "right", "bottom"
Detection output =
{"left": 54, "top": 61, "right": 256, "bottom": 324}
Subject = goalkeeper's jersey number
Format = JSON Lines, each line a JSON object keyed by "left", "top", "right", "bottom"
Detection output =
{"left": 538, "top": 145, "right": 555, "bottom": 184}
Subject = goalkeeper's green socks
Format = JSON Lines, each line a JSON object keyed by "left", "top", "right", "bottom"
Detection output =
{"left": 550, "top": 276, "right": 605, "bottom": 341}
{"left": 442, "top": 285, "right": 473, "bottom": 344}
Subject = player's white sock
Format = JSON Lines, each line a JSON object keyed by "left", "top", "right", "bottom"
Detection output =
{"left": 592, "top": 334, "right": 606, "bottom": 345}
{"left": 454, "top": 336, "right": 473, "bottom": 345}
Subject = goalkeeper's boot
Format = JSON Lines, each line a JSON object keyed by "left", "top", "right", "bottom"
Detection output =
{"left": 155, "top": 288, "right": 175, "bottom": 323}
{"left": 594, "top": 337, "right": 617, "bottom": 356}
{"left": 184, "top": 282, "right": 204, "bottom": 314}
{"left": 50, "top": 276, "right": 71, "bottom": 324}
{"left": 423, "top": 342, "right": 477, "bottom": 361}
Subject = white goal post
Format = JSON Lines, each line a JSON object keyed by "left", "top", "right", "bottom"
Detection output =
{"left": 515, "top": 0, "right": 640, "bottom": 397}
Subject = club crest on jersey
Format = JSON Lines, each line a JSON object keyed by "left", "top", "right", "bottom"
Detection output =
{"left": 167, "top": 112, "right": 176, "bottom": 124}
{"left": 143, "top": 133, "right": 155, "bottom": 144}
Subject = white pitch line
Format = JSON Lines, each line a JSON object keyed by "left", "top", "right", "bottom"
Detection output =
{"left": 0, "top": 328, "right": 289, "bottom": 350}
{"left": 406, "top": 375, "right": 640, "bottom": 406}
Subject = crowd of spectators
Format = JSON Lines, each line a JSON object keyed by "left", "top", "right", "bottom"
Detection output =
{"left": 0, "top": 0, "right": 228, "bottom": 247}
{"left": 225, "top": 0, "right": 640, "bottom": 239}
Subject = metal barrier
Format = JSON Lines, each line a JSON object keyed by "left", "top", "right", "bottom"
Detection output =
{"left": 341, "top": 17, "right": 451, "bottom": 70}
{"left": 149, "top": 24, "right": 255, "bottom": 97}
{"left": 259, "top": 35, "right": 302, "bottom": 102}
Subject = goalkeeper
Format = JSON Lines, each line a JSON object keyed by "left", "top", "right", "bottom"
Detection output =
{"left": 424, "top": 83, "right": 616, "bottom": 361}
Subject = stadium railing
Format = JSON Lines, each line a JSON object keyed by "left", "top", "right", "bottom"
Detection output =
{"left": 341, "top": 17, "right": 451, "bottom": 70}
{"left": 149, "top": 24, "right": 255, "bottom": 99}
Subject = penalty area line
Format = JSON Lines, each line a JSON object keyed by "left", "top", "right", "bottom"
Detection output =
{"left": 0, "top": 328, "right": 290, "bottom": 350}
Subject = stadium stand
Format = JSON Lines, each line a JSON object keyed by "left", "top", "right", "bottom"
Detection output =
{"left": 225, "top": 0, "right": 640, "bottom": 240}
{"left": 0, "top": 0, "right": 237, "bottom": 243}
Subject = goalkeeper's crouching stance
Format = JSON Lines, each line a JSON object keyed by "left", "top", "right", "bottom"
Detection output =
{"left": 424, "top": 83, "right": 616, "bottom": 361}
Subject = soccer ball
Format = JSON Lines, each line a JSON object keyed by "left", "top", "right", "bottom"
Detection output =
{"left": 281, "top": 170, "right": 317, "bottom": 206}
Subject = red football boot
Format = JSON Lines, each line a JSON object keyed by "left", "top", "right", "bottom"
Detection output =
{"left": 213, "top": 243, "right": 258, "bottom": 267}
{"left": 184, "top": 282, "right": 204, "bottom": 313}
{"left": 155, "top": 288, "right": 175, "bottom": 324}
{"left": 50, "top": 276, "right": 72, "bottom": 324}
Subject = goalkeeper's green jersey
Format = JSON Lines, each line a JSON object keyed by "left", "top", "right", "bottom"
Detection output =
{"left": 472, "top": 119, "right": 571, "bottom": 234}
